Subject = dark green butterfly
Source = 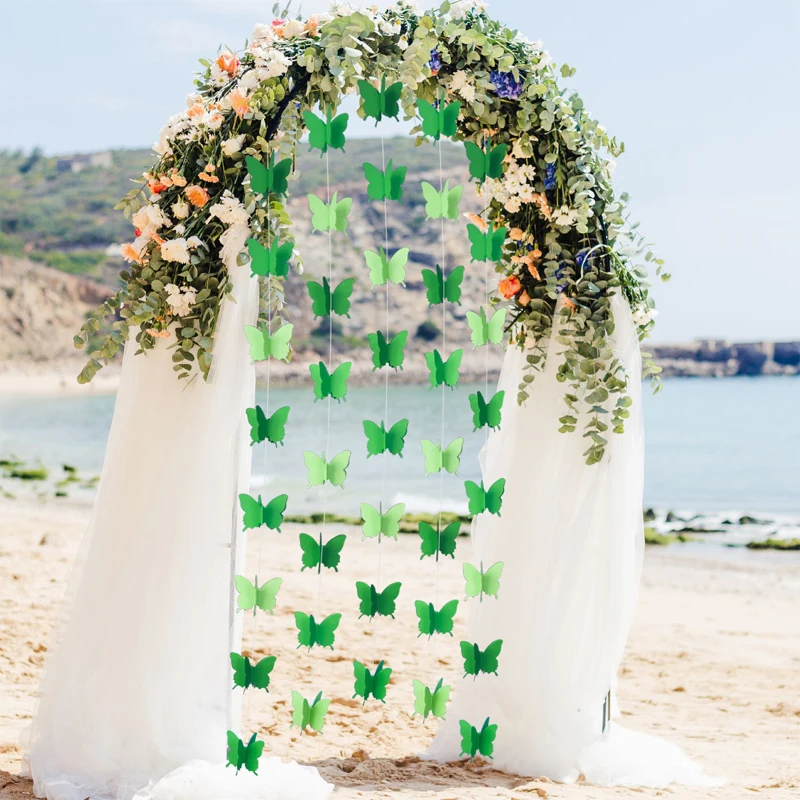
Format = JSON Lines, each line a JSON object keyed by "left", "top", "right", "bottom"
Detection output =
{"left": 239, "top": 492, "right": 288, "bottom": 532}
{"left": 226, "top": 731, "right": 264, "bottom": 775}
{"left": 415, "top": 598, "right": 459, "bottom": 638}
{"left": 467, "top": 223, "right": 507, "bottom": 262}
{"left": 425, "top": 348, "right": 462, "bottom": 388}
{"left": 459, "top": 717, "right": 498, "bottom": 759}
{"left": 464, "top": 479, "right": 506, "bottom": 516}
{"left": 368, "top": 330, "right": 407, "bottom": 371}
{"left": 358, "top": 75, "right": 403, "bottom": 124}
{"left": 363, "top": 418, "right": 409, "bottom": 457}
{"left": 309, "top": 361, "right": 351, "bottom": 402}
{"left": 355, "top": 581, "right": 402, "bottom": 619}
{"left": 421, "top": 264, "right": 465, "bottom": 306}
{"left": 246, "top": 405, "right": 290, "bottom": 446}
{"left": 363, "top": 159, "right": 407, "bottom": 202}
{"left": 294, "top": 611, "right": 342, "bottom": 650}
{"left": 469, "top": 390, "right": 504, "bottom": 431}
{"left": 291, "top": 690, "right": 330, "bottom": 733}
{"left": 230, "top": 652, "right": 276, "bottom": 692}
{"left": 418, "top": 519, "right": 461, "bottom": 561}
{"left": 360, "top": 501, "right": 406, "bottom": 541}
{"left": 460, "top": 639, "right": 503, "bottom": 677}
{"left": 247, "top": 237, "right": 293, "bottom": 278}
{"left": 464, "top": 138, "right": 508, "bottom": 183}
{"left": 353, "top": 659, "right": 393, "bottom": 704}
{"left": 244, "top": 322, "right": 293, "bottom": 362}
{"left": 307, "top": 276, "right": 354, "bottom": 318}
{"left": 463, "top": 561, "right": 505, "bottom": 601}
{"left": 299, "top": 532, "right": 347, "bottom": 573}
{"left": 246, "top": 152, "right": 293, "bottom": 197}
{"left": 413, "top": 678, "right": 451, "bottom": 721}
{"left": 417, "top": 96, "right": 461, "bottom": 140}
{"left": 303, "top": 107, "right": 348, "bottom": 155}
{"left": 234, "top": 575, "right": 282, "bottom": 616}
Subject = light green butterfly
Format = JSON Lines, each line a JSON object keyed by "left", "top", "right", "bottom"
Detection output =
{"left": 463, "top": 561, "right": 505, "bottom": 601}
{"left": 466, "top": 307, "right": 507, "bottom": 347}
{"left": 291, "top": 690, "right": 330, "bottom": 733}
{"left": 421, "top": 179, "right": 463, "bottom": 220}
{"left": 244, "top": 323, "right": 293, "bottom": 362}
{"left": 303, "top": 107, "right": 348, "bottom": 155}
{"left": 421, "top": 438, "right": 464, "bottom": 476}
{"left": 304, "top": 450, "right": 351, "bottom": 488}
{"left": 308, "top": 191, "right": 352, "bottom": 233}
{"left": 360, "top": 502, "right": 406, "bottom": 540}
{"left": 425, "top": 348, "right": 462, "bottom": 388}
{"left": 412, "top": 677, "right": 451, "bottom": 721}
{"left": 365, "top": 246, "right": 408, "bottom": 286}
{"left": 234, "top": 575, "right": 283, "bottom": 616}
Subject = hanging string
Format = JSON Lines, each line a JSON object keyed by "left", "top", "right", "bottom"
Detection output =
{"left": 483, "top": 133, "right": 490, "bottom": 448}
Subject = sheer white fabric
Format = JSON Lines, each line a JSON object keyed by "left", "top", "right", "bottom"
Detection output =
{"left": 23, "top": 264, "right": 332, "bottom": 800}
{"left": 424, "top": 295, "right": 721, "bottom": 787}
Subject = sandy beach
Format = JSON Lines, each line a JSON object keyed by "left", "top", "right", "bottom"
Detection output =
{"left": 0, "top": 497, "right": 798, "bottom": 800}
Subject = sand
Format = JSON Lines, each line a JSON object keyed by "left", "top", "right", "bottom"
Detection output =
{"left": 0, "top": 497, "right": 798, "bottom": 800}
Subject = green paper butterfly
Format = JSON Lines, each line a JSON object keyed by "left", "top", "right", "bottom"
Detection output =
{"left": 304, "top": 450, "right": 351, "bottom": 488}
{"left": 467, "top": 223, "right": 507, "bottom": 262}
{"left": 226, "top": 731, "right": 264, "bottom": 775}
{"left": 307, "top": 276, "right": 354, "bottom": 319}
{"left": 247, "top": 237, "right": 293, "bottom": 278}
{"left": 421, "top": 179, "right": 463, "bottom": 220}
{"left": 363, "top": 418, "right": 409, "bottom": 457}
{"left": 303, "top": 107, "right": 348, "bottom": 155}
{"left": 358, "top": 75, "right": 403, "bottom": 124}
{"left": 368, "top": 330, "right": 408, "bottom": 371}
{"left": 421, "top": 438, "right": 464, "bottom": 476}
{"left": 239, "top": 492, "right": 288, "bottom": 532}
{"left": 422, "top": 264, "right": 465, "bottom": 306}
{"left": 353, "top": 659, "right": 393, "bottom": 704}
{"left": 365, "top": 246, "right": 409, "bottom": 286}
{"left": 418, "top": 518, "right": 461, "bottom": 561}
{"left": 290, "top": 690, "right": 330, "bottom": 733}
{"left": 360, "top": 501, "right": 406, "bottom": 541}
{"left": 308, "top": 191, "right": 352, "bottom": 233}
{"left": 309, "top": 361, "right": 351, "bottom": 402}
{"left": 246, "top": 152, "right": 292, "bottom": 197}
{"left": 460, "top": 717, "right": 498, "bottom": 759}
{"left": 417, "top": 97, "right": 461, "bottom": 140}
{"left": 230, "top": 653, "right": 276, "bottom": 692}
{"left": 363, "top": 159, "right": 407, "bottom": 202}
{"left": 425, "top": 348, "right": 462, "bottom": 388}
{"left": 246, "top": 405, "right": 290, "bottom": 446}
{"left": 460, "top": 639, "right": 504, "bottom": 677}
{"left": 244, "top": 322, "right": 293, "bottom": 363}
{"left": 466, "top": 307, "right": 507, "bottom": 347}
{"left": 415, "top": 598, "right": 459, "bottom": 638}
{"left": 356, "top": 580, "right": 402, "bottom": 619}
{"left": 463, "top": 560, "right": 505, "bottom": 601}
{"left": 412, "top": 677, "right": 451, "bottom": 721}
{"left": 464, "top": 479, "right": 506, "bottom": 516}
{"left": 235, "top": 575, "right": 283, "bottom": 616}
{"left": 469, "top": 390, "right": 504, "bottom": 431}
{"left": 464, "top": 138, "right": 508, "bottom": 183}
{"left": 299, "top": 532, "right": 347, "bottom": 573}
{"left": 294, "top": 611, "right": 342, "bottom": 650}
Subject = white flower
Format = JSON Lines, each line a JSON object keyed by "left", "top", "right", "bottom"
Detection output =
{"left": 219, "top": 223, "right": 250, "bottom": 271}
{"left": 254, "top": 49, "right": 291, "bottom": 79}
{"left": 171, "top": 200, "right": 190, "bottom": 220}
{"left": 504, "top": 196, "right": 522, "bottom": 213}
{"left": 160, "top": 238, "right": 191, "bottom": 264}
{"left": 237, "top": 70, "right": 260, "bottom": 91}
{"left": 378, "top": 19, "right": 401, "bottom": 35}
{"left": 208, "top": 191, "right": 250, "bottom": 228}
{"left": 187, "top": 236, "right": 204, "bottom": 250}
{"left": 174, "top": 224, "right": 186, "bottom": 236}
{"left": 449, "top": 0, "right": 485, "bottom": 20}
{"left": 397, "top": 35, "right": 409, "bottom": 50}
{"left": 165, "top": 283, "right": 197, "bottom": 317}
{"left": 632, "top": 306, "right": 659, "bottom": 327}
{"left": 553, "top": 205, "right": 579, "bottom": 227}
{"left": 449, "top": 71, "right": 476, "bottom": 103}
{"left": 132, "top": 204, "right": 170, "bottom": 234}
{"left": 251, "top": 23, "right": 274, "bottom": 45}
{"left": 222, "top": 134, "right": 247, "bottom": 156}
{"left": 280, "top": 19, "right": 306, "bottom": 38}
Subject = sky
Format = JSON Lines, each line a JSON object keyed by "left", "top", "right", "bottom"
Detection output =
{"left": 1, "top": 0, "right": 798, "bottom": 342}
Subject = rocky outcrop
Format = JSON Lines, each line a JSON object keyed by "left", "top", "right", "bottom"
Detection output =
{"left": 650, "top": 339, "right": 800, "bottom": 377}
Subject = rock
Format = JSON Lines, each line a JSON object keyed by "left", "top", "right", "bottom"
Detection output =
{"left": 39, "top": 531, "right": 67, "bottom": 547}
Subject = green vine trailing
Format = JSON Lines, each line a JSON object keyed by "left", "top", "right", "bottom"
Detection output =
{"left": 76, "top": 0, "right": 664, "bottom": 463}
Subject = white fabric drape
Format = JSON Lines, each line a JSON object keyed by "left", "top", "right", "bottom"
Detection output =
{"left": 424, "top": 294, "right": 721, "bottom": 787}
{"left": 23, "top": 264, "right": 332, "bottom": 800}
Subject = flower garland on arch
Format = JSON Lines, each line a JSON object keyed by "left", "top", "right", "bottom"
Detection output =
{"left": 76, "top": 0, "right": 664, "bottom": 463}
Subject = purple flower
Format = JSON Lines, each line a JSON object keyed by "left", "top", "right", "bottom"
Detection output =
{"left": 489, "top": 70, "right": 524, "bottom": 100}
{"left": 555, "top": 263, "right": 569, "bottom": 293}
{"left": 429, "top": 49, "right": 443, "bottom": 73}
{"left": 544, "top": 162, "right": 557, "bottom": 190}
{"left": 575, "top": 249, "right": 590, "bottom": 271}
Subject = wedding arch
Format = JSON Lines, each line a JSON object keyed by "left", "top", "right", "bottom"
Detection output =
{"left": 72, "top": 0, "right": 663, "bottom": 774}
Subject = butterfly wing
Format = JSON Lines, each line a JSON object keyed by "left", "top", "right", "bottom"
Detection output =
{"left": 386, "top": 247, "right": 409, "bottom": 285}
{"left": 234, "top": 575, "right": 256, "bottom": 612}
{"left": 329, "top": 113, "right": 349, "bottom": 151}
{"left": 443, "top": 349, "right": 463, "bottom": 388}
{"left": 294, "top": 611, "right": 313, "bottom": 649}
{"left": 417, "top": 521, "right": 438, "bottom": 559}
{"left": 465, "top": 480, "right": 487, "bottom": 515}
{"left": 321, "top": 534, "right": 346, "bottom": 571}
{"left": 226, "top": 730, "right": 244, "bottom": 771}
{"left": 487, "top": 142, "right": 507, "bottom": 179}
{"left": 442, "top": 438, "right": 463, "bottom": 475}
{"left": 436, "top": 599, "right": 459, "bottom": 635}
{"left": 352, "top": 660, "right": 369, "bottom": 701}
{"left": 360, "top": 502, "right": 381, "bottom": 539}
{"left": 239, "top": 492, "right": 264, "bottom": 530}
{"left": 246, "top": 155, "right": 270, "bottom": 195}
{"left": 464, "top": 140, "right": 487, "bottom": 183}
{"left": 421, "top": 267, "right": 444, "bottom": 306}
{"left": 444, "top": 265, "right": 465, "bottom": 304}
{"left": 415, "top": 600, "right": 434, "bottom": 637}
{"left": 381, "top": 502, "right": 405, "bottom": 539}
{"left": 230, "top": 652, "right": 248, "bottom": 688}
{"left": 304, "top": 451, "right": 327, "bottom": 487}
{"left": 298, "top": 532, "right": 321, "bottom": 571}
{"left": 367, "top": 331, "right": 385, "bottom": 369}
{"left": 326, "top": 449, "right": 351, "bottom": 487}
{"left": 290, "top": 690, "right": 310, "bottom": 729}
{"left": 364, "top": 248, "right": 387, "bottom": 287}
{"left": 268, "top": 323, "right": 293, "bottom": 362}
{"left": 251, "top": 655, "right": 276, "bottom": 691}
{"left": 421, "top": 181, "right": 443, "bottom": 219}
{"left": 358, "top": 80, "right": 382, "bottom": 123}
{"left": 441, "top": 99, "right": 461, "bottom": 138}
{"left": 329, "top": 361, "right": 351, "bottom": 401}
{"left": 489, "top": 226, "right": 508, "bottom": 261}
{"left": 255, "top": 577, "right": 282, "bottom": 613}
{"left": 332, "top": 195, "right": 352, "bottom": 232}
{"left": 482, "top": 561, "right": 505, "bottom": 598}
{"left": 246, "top": 405, "right": 267, "bottom": 445}
{"left": 303, "top": 110, "right": 329, "bottom": 155}
{"left": 363, "top": 160, "right": 385, "bottom": 201}
{"left": 467, "top": 308, "right": 488, "bottom": 348}
{"left": 388, "top": 163, "right": 407, "bottom": 201}
{"left": 479, "top": 719, "right": 499, "bottom": 758}
{"left": 316, "top": 613, "right": 341, "bottom": 648}
{"left": 363, "top": 419, "right": 387, "bottom": 457}
{"left": 468, "top": 392, "right": 486, "bottom": 432}
{"left": 382, "top": 80, "right": 403, "bottom": 120}
{"left": 485, "top": 478, "right": 506, "bottom": 515}
{"left": 385, "top": 418, "right": 408, "bottom": 455}
{"left": 331, "top": 278, "right": 354, "bottom": 317}
{"left": 271, "top": 156, "right": 293, "bottom": 196}
{"left": 459, "top": 720, "right": 478, "bottom": 758}
{"left": 378, "top": 581, "right": 402, "bottom": 617}
{"left": 445, "top": 183, "right": 463, "bottom": 220}
{"left": 386, "top": 330, "right": 408, "bottom": 369}
{"left": 308, "top": 193, "right": 330, "bottom": 232}
{"left": 482, "top": 639, "right": 504, "bottom": 674}
{"left": 462, "top": 563, "right": 483, "bottom": 599}
{"left": 431, "top": 682, "right": 451, "bottom": 719}
{"left": 416, "top": 98, "right": 441, "bottom": 139}
{"left": 244, "top": 325, "right": 268, "bottom": 362}
{"left": 371, "top": 664, "right": 392, "bottom": 701}
{"left": 460, "top": 640, "right": 479, "bottom": 676}
{"left": 269, "top": 240, "right": 293, "bottom": 277}
{"left": 307, "top": 280, "right": 330, "bottom": 319}
{"left": 265, "top": 405, "right": 290, "bottom": 445}
{"left": 246, "top": 238, "right": 270, "bottom": 277}
{"left": 466, "top": 223, "right": 488, "bottom": 262}
{"left": 308, "top": 362, "right": 326, "bottom": 401}
{"left": 425, "top": 349, "right": 443, "bottom": 388}
{"left": 412, "top": 679, "right": 432, "bottom": 718}
{"left": 420, "top": 439, "right": 443, "bottom": 475}
{"left": 308, "top": 695, "right": 330, "bottom": 732}
{"left": 262, "top": 493, "right": 288, "bottom": 532}
{"left": 438, "top": 519, "right": 461, "bottom": 558}
{"left": 355, "top": 580, "right": 373, "bottom": 618}
{"left": 486, "top": 308, "right": 507, "bottom": 345}
{"left": 486, "top": 390, "right": 504, "bottom": 430}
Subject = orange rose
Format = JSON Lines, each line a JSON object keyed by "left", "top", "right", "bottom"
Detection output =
{"left": 187, "top": 102, "right": 205, "bottom": 118}
{"left": 185, "top": 185, "right": 210, "bottom": 207}
{"left": 498, "top": 275, "right": 522, "bottom": 299}
{"left": 229, "top": 87, "right": 251, "bottom": 119}
{"left": 216, "top": 52, "right": 239, "bottom": 76}
{"left": 528, "top": 263, "right": 541, "bottom": 281}
{"left": 509, "top": 227, "right": 526, "bottom": 241}
{"left": 121, "top": 243, "right": 144, "bottom": 264}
